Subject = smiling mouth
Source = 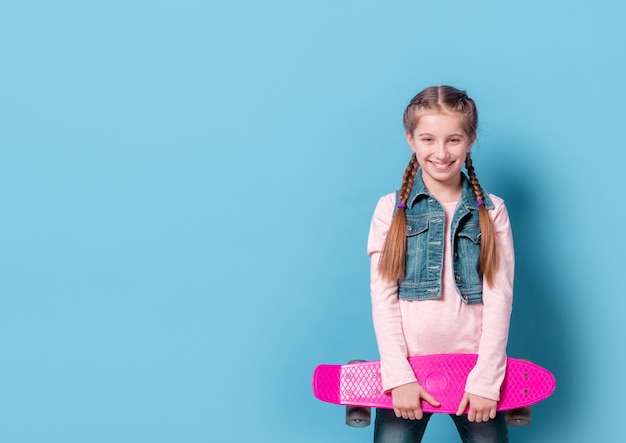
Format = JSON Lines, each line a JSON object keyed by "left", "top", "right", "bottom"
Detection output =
{"left": 430, "top": 160, "right": 455, "bottom": 169}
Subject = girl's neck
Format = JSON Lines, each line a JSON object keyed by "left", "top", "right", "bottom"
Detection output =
{"left": 421, "top": 171, "right": 463, "bottom": 203}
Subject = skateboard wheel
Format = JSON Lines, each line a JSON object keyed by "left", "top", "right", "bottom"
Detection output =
{"left": 505, "top": 406, "right": 532, "bottom": 426}
{"left": 346, "top": 405, "right": 371, "bottom": 427}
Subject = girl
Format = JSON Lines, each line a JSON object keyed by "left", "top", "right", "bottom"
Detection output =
{"left": 368, "top": 86, "right": 514, "bottom": 442}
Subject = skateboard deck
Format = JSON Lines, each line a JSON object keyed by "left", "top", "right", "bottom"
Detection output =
{"left": 313, "top": 354, "right": 555, "bottom": 414}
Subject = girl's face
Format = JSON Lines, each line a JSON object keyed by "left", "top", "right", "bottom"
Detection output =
{"left": 406, "top": 111, "right": 474, "bottom": 200}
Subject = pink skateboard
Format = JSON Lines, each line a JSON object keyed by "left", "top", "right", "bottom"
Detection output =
{"left": 313, "top": 354, "right": 556, "bottom": 427}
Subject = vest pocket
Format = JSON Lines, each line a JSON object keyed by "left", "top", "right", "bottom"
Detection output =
{"left": 403, "top": 218, "right": 429, "bottom": 284}
{"left": 405, "top": 218, "right": 429, "bottom": 237}
{"left": 457, "top": 224, "right": 481, "bottom": 244}
{"left": 455, "top": 223, "right": 483, "bottom": 303}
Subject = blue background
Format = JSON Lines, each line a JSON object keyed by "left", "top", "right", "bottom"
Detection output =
{"left": 1, "top": 1, "right": 624, "bottom": 441}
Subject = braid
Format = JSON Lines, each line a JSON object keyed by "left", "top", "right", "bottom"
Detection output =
{"left": 465, "top": 154, "right": 499, "bottom": 287}
{"left": 378, "top": 154, "right": 419, "bottom": 281}
{"left": 399, "top": 154, "right": 419, "bottom": 203}
{"left": 465, "top": 154, "right": 485, "bottom": 201}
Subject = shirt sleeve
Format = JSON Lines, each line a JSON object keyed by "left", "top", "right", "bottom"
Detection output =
{"left": 464, "top": 196, "right": 515, "bottom": 400}
{"left": 368, "top": 193, "right": 418, "bottom": 392}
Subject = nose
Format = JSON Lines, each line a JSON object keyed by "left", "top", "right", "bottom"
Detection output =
{"left": 434, "top": 141, "right": 447, "bottom": 158}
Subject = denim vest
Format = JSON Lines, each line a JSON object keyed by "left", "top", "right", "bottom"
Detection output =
{"left": 397, "top": 171, "right": 494, "bottom": 305}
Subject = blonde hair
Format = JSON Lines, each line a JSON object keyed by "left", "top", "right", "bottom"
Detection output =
{"left": 378, "top": 86, "right": 499, "bottom": 287}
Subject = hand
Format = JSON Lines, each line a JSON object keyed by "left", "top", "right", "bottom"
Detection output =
{"left": 391, "top": 382, "right": 440, "bottom": 420}
{"left": 456, "top": 392, "right": 498, "bottom": 422}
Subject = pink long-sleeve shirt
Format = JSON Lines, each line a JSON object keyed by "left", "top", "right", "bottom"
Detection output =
{"left": 368, "top": 192, "right": 515, "bottom": 400}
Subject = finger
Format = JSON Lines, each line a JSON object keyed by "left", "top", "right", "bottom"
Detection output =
{"left": 421, "top": 391, "right": 441, "bottom": 408}
{"left": 490, "top": 407, "right": 497, "bottom": 420}
{"left": 466, "top": 405, "right": 477, "bottom": 422}
{"left": 456, "top": 394, "right": 469, "bottom": 416}
{"left": 413, "top": 407, "right": 423, "bottom": 420}
{"left": 396, "top": 405, "right": 408, "bottom": 420}
{"left": 478, "top": 410, "right": 488, "bottom": 423}
{"left": 397, "top": 407, "right": 423, "bottom": 421}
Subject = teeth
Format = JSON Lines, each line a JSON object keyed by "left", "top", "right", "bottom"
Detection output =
{"left": 431, "top": 161, "right": 453, "bottom": 168}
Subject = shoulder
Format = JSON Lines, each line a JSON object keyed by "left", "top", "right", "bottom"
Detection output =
{"left": 486, "top": 192, "right": 505, "bottom": 209}
{"left": 370, "top": 192, "right": 397, "bottom": 229}
{"left": 485, "top": 192, "right": 512, "bottom": 230}
{"left": 374, "top": 192, "right": 396, "bottom": 214}
{"left": 367, "top": 192, "right": 396, "bottom": 255}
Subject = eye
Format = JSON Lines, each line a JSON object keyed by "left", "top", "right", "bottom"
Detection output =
{"left": 449, "top": 137, "right": 462, "bottom": 144}
{"left": 421, "top": 137, "right": 433, "bottom": 143}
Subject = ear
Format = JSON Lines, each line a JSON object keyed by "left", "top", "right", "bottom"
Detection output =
{"left": 466, "top": 134, "right": 476, "bottom": 153}
{"left": 405, "top": 130, "right": 417, "bottom": 153}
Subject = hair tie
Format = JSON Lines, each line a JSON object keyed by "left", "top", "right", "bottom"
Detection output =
{"left": 397, "top": 201, "right": 407, "bottom": 209}
{"left": 476, "top": 199, "right": 484, "bottom": 207}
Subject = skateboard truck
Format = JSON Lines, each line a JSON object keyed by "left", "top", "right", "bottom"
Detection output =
{"left": 346, "top": 404, "right": 371, "bottom": 427}
{"left": 505, "top": 405, "right": 532, "bottom": 426}
{"left": 345, "top": 360, "right": 371, "bottom": 427}
{"left": 505, "top": 358, "right": 532, "bottom": 426}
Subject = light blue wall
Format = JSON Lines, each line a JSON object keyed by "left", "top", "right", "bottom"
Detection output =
{"left": 1, "top": 1, "right": 624, "bottom": 441}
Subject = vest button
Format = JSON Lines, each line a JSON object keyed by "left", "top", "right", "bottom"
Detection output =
{"left": 455, "top": 274, "right": 462, "bottom": 283}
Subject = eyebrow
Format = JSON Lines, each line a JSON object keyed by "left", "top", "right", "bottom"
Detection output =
{"left": 418, "top": 132, "right": 466, "bottom": 137}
